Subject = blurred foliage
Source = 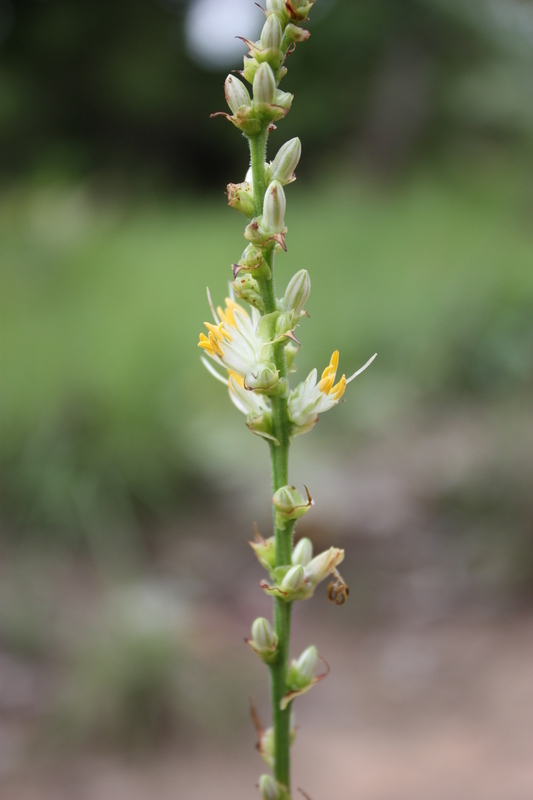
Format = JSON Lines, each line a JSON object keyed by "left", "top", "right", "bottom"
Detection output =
{"left": 1, "top": 0, "right": 533, "bottom": 186}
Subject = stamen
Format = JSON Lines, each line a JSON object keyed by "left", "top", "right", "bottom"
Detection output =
{"left": 346, "top": 353, "right": 377, "bottom": 384}
{"left": 317, "top": 373, "right": 335, "bottom": 394}
{"left": 330, "top": 375, "right": 346, "bottom": 400}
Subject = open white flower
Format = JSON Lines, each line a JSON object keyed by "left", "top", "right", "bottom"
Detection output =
{"left": 288, "top": 350, "right": 377, "bottom": 435}
{"left": 198, "top": 293, "right": 278, "bottom": 390}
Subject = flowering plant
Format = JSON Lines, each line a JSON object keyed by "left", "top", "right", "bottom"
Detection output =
{"left": 199, "top": 2, "right": 375, "bottom": 796}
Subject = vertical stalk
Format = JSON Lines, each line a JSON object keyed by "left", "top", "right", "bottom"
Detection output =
{"left": 249, "top": 128, "right": 294, "bottom": 792}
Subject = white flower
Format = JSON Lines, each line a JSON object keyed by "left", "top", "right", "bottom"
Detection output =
{"left": 288, "top": 350, "right": 377, "bottom": 435}
{"left": 198, "top": 293, "right": 277, "bottom": 388}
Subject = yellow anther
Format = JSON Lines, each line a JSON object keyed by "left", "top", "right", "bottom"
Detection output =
{"left": 330, "top": 375, "right": 346, "bottom": 401}
{"left": 204, "top": 321, "right": 232, "bottom": 342}
{"left": 198, "top": 331, "right": 224, "bottom": 358}
{"left": 318, "top": 373, "right": 335, "bottom": 394}
{"left": 208, "top": 332, "right": 224, "bottom": 357}
{"left": 218, "top": 298, "right": 246, "bottom": 327}
{"left": 318, "top": 350, "right": 341, "bottom": 395}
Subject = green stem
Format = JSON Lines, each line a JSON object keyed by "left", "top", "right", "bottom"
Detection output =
{"left": 249, "top": 128, "right": 294, "bottom": 792}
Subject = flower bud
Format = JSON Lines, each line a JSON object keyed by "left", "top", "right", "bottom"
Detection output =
{"left": 259, "top": 775, "right": 280, "bottom": 800}
{"left": 242, "top": 56, "right": 259, "bottom": 84}
{"left": 249, "top": 533, "right": 276, "bottom": 572}
{"left": 285, "top": 0, "right": 315, "bottom": 21}
{"left": 234, "top": 243, "right": 266, "bottom": 278}
{"left": 266, "top": 0, "right": 286, "bottom": 15}
{"left": 274, "top": 89, "right": 293, "bottom": 111}
{"left": 286, "top": 645, "right": 318, "bottom": 692}
{"left": 272, "top": 484, "right": 313, "bottom": 529}
{"left": 283, "top": 23, "right": 311, "bottom": 45}
{"left": 292, "top": 537, "right": 313, "bottom": 567}
{"left": 281, "top": 269, "right": 310, "bottom": 316}
{"left": 280, "top": 564, "right": 305, "bottom": 592}
{"left": 262, "top": 181, "right": 286, "bottom": 234}
{"left": 269, "top": 137, "right": 301, "bottom": 185}
{"left": 233, "top": 273, "right": 265, "bottom": 312}
{"left": 252, "top": 617, "right": 276, "bottom": 650}
{"left": 253, "top": 62, "right": 276, "bottom": 104}
{"left": 261, "top": 14, "right": 283, "bottom": 50}
{"left": 245, "top": 363, "right": 279, "bottom": 392}
{"left": 274, "top": 311, "right": 295, "bottom": 338}
{"left": 227, "top": 181, "right": 254, "bottom": 217}
{"left": 225, "top": 74, "right": 251, "bottom": 114}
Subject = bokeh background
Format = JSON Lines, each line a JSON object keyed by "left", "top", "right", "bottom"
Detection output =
{"left": 1, "top": 0, "right": 533, "bottom": 797}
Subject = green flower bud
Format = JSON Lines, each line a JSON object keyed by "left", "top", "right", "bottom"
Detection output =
{"left": 249, "top": 532, "right": 276, "bottom": 573}
{"left": 225, "top": 74, "right": 251, "bottom": 114}
{"left": 243, "top": 56, "right": 260, "bottom": 84}
{"left": 272, "top": 484, "right": 313, "bottom": 529}
{"left": 252, "top": 617, "right": 276, "bottom": 650}
{"left": 246, "top": 410, "right": 278, "bottom": 445}
{"left": 275, "top": 311, "right": 295, "bottom": 337}
{"left": 261, "top": 14, "right": 283, "bottom": 50}
{"left": 296, "top": 645, "right": 318, "bottom": 683}
{"left": 259, "top": 775, "right": 280, "bottom": 800}
{"left": 274, "top": 89, "right": 293, "bottom": 112}
{"left": 253, "top": 62, "right": 276, "bottom": 104}
{"left": 292, "top": 537, "right": 313, "bottom": 567}
{"left": 281, "top": 269, "right": 310, "bottom": 316}
{"left": 287, "top": 645, "right": 318, "bottom": 691}
{"left": 227, "top": 181, "right": 255, "bottom": 217}
{"left": 233, "top": 273, "right": 265, "bottom": 312}
{"left": 269, "top": 137, "right": 301, "bottom": 185}
{"left": 280, "top": 564, "right": 305, "bottom": 592}
{"left": 266, "top": 0, "right": 287, "bottom": 15}
{"left": 245, "top": 363, "right": 279, "bottom": 392}
{"left": 283, "top": 23, "right": 311, "bottom": 46}
{"left": 285, "top": 0, "right": 315, "bottom": 21}
{"left": 262, "top": 181, "right": 286, "bottom": 234}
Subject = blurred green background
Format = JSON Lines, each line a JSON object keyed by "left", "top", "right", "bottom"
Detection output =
{"left": 1, "top": 1, "right": 533, "bottom": 798}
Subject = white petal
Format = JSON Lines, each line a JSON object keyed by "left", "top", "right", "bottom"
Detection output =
{"left": 201, "top": 356, "right": 228, "bottom": 384}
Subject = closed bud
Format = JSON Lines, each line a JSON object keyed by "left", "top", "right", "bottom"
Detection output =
{"left": 280, "top": 564, "right": 305, "bottom": 592}
{"left": 249, "top": 533, "right": 276, "bottom": 572}
{"left": 289, "top": 645, "right": 318, "bottom": 688}
{"left": 262, "top": 181, "right": 286, "bottom": 234}
{"left": 266, "top": 0, "right": 286, "bottom": 15}
{"left": 253, "top": 62, "right": 276, "bottom": 104}
{"left": 275, "top": 311, "right": 295, "bottom": 337}
{"left": 252, "top": 617, "right": 276, "bottom": 650}
{"left": 272, "top": 484, "right": 313, "bottom": 529}
{"left": 227, "top": 181, "right": 255, "bottom": 217}
{"left": 245, "top": 362, "right": 279, "bottom": 392}
{"left": 286, "top": 0, "right": 315, "bottom": 20}
{"left": 259, "top": 775, "right": 280, "bottom": 800}
{"left": 233, "top": 273, "right": 265, "bottom": 312}
{"left": 282, "top": 269, "right": 310, "bottom": 316}
{"left": 292, "top": 537, "right": 313, "bottom": 567}
{"left": 283, "top": 23, "right": 311, "bottom": 44}
{"left": 274, "top": 89, "right": 293, "bottom": 111}
{"left": 269, "top": 137, "right": 302, "bottom": 185}
{"left": 225, "top": 74, "right": 251, "bottom": 114}
{"left": 261, "top": 14, "right": 283, "bottom": 50}
{"left": 243, "top": 56, "right": 260, "bottom": 84}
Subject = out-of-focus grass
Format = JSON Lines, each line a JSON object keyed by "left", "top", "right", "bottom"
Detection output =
{"left": 1, "top": 157, "right": 532, "bottom": 538}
